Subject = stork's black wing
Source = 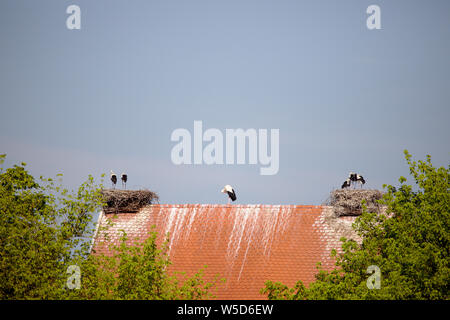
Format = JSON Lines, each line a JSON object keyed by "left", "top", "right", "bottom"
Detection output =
{"left": 341, "top": 180, "right": 350, "bottom": 189}
{"left": 228, "top": 190, "right": 237, "bottom": 201}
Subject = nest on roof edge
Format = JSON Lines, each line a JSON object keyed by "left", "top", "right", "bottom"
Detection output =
{"left": 326, "top": 189, "right": 385, "bottom": 217}
{"left": 101, "top": 189, "right": 159, "bottom": 214}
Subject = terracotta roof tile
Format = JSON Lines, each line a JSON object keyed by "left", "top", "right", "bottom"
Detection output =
{"left": 92, "top": 204, "right": 357, "bottom": 299}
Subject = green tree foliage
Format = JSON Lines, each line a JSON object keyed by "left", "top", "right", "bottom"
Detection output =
{"left": 0, "top": 155, "right": 223, "bottom": 299}
{"left": 0, "top": 154, "right": 103, "bottom": 299}
{"left": 68, "top": 230, "right": 224, "bottom": 300}
{"left": 262, "top": 151, "right": 449, "bottom": 300}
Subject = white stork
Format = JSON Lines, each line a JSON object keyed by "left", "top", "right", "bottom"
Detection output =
{"left": 110, "top": 170, "right": 117, "bottom": 189}
{"left": 349, "top": 172, "right": 358, "bottom": 188}
{"left": 345, "top": 172, "right": 366, "bottom": 189}
{"left": 341, "top": 178, "right": 351, "bottom": 189}
{"left": 356, "top": 174, "right": 365, "bottom": 188}
{"left": 121, "top": 173, "right": 127, "bottom": 189}
{"left": 221, "top": 185, "right": 237, "bottom": 204}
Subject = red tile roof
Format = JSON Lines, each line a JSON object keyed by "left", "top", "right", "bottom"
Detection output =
{"left": 92, "top": 204, "right": 357, "bottom": 300}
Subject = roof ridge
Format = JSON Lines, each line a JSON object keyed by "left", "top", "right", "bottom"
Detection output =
{"left": 142, "top": 204, "right": 322, "bottom": 208}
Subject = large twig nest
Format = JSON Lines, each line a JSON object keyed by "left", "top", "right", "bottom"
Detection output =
{"left": 101, "top": 189, "right": 159, "bottom": 214}
{"left": 326, "top": 189, "right": 384, "bottom": 216}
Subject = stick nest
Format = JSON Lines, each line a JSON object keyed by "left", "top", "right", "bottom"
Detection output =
{"left": 101, "top": 189, "right": 159, "bottom": 214}
{"left": 326, "top": 189, "right": 384, "bottom": 216}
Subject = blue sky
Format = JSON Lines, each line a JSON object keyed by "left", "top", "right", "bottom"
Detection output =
{"left": 1, "top": 0, "right": 449, "bottom": 204}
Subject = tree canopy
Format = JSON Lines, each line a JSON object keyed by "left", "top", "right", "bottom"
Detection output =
{"left": 68, "top": 229, "right": 222, "bottom": 300}
{"left": 262, "top": 151, "right": 449, "bottom": 300}
{"left": 0, "top": 154, "right": 222, "bottom": 299}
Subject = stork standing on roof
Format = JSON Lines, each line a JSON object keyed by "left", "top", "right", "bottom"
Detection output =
{"left": 110, "top": 170, "right": 117, "bottom": 189}
{"left": 121, "top": 173, "right": 127, "bottom": 189}
{"left": 221, "top": 185, "right": 237, "bottom": 204}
